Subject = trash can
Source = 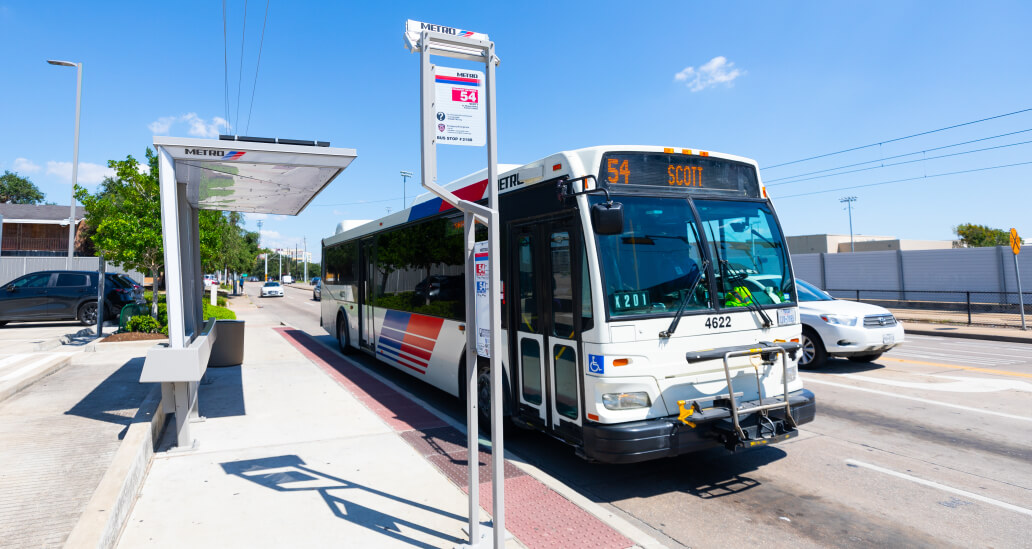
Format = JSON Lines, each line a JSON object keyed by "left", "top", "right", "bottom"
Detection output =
{"left": 209, "top": 319, "right": 245, "bottom": 367}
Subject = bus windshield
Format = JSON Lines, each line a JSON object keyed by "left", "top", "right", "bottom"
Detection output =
{"left": 694, "top": 199, "right": 794, "bottom": 308}
{"left": 595, "top": 196, "right": 709, "bottom": 317}
{"left": 595, "top": 196, "right": 794, "bottom": 317}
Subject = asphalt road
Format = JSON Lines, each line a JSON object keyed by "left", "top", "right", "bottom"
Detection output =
{"left": 247, "top": 283, "right": 1032, "bottom": 548}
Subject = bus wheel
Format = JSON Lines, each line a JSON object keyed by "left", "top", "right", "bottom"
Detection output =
{"left": 337, "top": 315, "right": 354, "bottom": 355}
{"left": 476, "top": 360, "right": 511, "bottom": 433}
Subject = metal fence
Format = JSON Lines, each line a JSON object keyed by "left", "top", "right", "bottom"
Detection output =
{"left": 0, "top": 256, "right": 145, "bottom": 287}
{"left": 826, "top": 289, "right": 1031, "bottom": 328}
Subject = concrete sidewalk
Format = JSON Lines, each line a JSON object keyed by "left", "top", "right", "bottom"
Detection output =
{"left": 116, "top": 300, "right": 649, "bottom": 548}
{"left": 0, "top": 341, "right": 156, "bottom": 548}
{"left": 899, "top": 319, "right": 1032, "bottom": 344}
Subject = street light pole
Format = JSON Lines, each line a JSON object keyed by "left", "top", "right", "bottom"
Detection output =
{"left": 48, "top": 59, "right": 82, "bottom": 258}
{"left": 840, "top": 196, "right": 857, "bottom": 252}
{"left": 400, "top": 170, "right": 413, "bottom": 208}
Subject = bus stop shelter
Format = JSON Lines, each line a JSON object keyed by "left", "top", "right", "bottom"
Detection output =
{"left": 141, "top": 136, "right": 357, "bottom": 449}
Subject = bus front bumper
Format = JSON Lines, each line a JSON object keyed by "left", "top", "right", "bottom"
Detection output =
{"left": 580, "top": 389, "right": 816, "bottom": 464}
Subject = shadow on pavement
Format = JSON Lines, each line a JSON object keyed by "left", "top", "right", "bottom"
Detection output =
{"left": 805, "top": 358, "right": 886, "bottom": 375}
{"left": 199, "top": 366, "right": 246, "bottom": 418}
{"left": 0, "top": 321, "right": 82, "bottom": 330}
{"left": 220, "top": 454, "right": 465, "bottom": 548}
{"left": 65, "top": 357, "right": 152, "bottom": 438}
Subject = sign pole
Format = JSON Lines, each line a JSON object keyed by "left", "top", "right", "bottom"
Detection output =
{"left": 408, "top": 21, "right": 503, "bottom": 548}
{"left": 1011, "top": 229, "right": 1025, "bottom": 330}
{"left": 1015, "top": 252, "right": 1026, "bottom": 330}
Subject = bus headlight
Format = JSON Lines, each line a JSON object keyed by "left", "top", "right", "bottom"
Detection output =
{"left": 785, "top": 362, "right": 798, "bottom": 383}
{"left": 602, "top": 392, "right": 651, "bottom": 410}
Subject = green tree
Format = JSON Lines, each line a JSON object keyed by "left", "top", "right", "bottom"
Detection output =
{"left": 0, "top": 170, "right": 45, "bottom": 204}
{"left": 76, "top": 150, "right": 164, "bottom": 316}
{"left": 954, "top": 223, "right": 1010, "bottom": 247}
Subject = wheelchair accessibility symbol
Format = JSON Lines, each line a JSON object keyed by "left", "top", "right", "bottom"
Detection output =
{"left": 588, "top": 354, "right": 604, "bottom": 374}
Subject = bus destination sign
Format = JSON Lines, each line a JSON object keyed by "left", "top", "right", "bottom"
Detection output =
{"left": 599, "top": 152, "right": 760, "bottom": 198}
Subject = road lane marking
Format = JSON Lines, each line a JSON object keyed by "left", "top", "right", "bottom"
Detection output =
{"left": 879, "top": 357, "right": 1032, "bottom": 379}
{"left": 844, "top": 374, "right": 1032, "bottom": 393}
{"left": 845, "top": 459, "right": 1032, "bottom": 517}
{"left": 802, "top": 377, "right": 1032, "bottom": 422}
{"left": 895, "top": 346, "right": 1031, "bottom": 361}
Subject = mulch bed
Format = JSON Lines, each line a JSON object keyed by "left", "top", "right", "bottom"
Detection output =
{"left": 101, "top": 332, "right": 169, "bottom": 343}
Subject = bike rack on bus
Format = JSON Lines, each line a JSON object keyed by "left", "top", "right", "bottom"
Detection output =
{"left": 686, "top": 342, "right": 800, "bottom": 443}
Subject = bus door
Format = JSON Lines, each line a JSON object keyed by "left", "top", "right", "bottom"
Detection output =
{"left": 511, "top": 216, "right": 583, "bottom": 436}
{"left": 359, "top": 237, "right": 375, "bottom": 350}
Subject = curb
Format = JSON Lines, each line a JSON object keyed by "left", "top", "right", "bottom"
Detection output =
{"left": 64, "top": 384, "right": 166, "bottom": 549}
{"left": 84, "top": 339, "right": 169, "bottom": 353}
{"left": 903, "top": 325, "right": 1032, "bottom": 345}
{"left": 0, "top": 353, "right": 73, "bottom": 404}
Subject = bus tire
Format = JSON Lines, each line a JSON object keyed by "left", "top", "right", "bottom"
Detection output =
{"left": 337, "top": 313, "right": 354, "bottom": 355}
{"left": 476, "top": 357, "right": 513, "bottom": 434}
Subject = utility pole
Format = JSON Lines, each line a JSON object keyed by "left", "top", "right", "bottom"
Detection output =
{"left": 840, "top": 196, "right": 857, "bottom": 252}
{"left": 257, "top": 220, "right": 265, "bottom": 281}
{"left": 303, "top": 237, "right": 308, "bottom": 283}
{"left": 400, "top": 170, "right": 413, "bottom": 208}
{"left": 278, "top": 251, "right": 282, "bottom": 280}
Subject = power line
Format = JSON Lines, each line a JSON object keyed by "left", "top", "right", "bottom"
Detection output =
{"left": 767, "top": 138, "right": 1032, "bottom": 187}
{"left": 765, "top": 128, "right": 1032, "bottom": 183}
{"left": 765, "top": 108, "right": 1032, "bottom": 169}
{"left": 773, "top": 161, "right": 1032, "bottom": 199}
{"left": 245, "top": 0, "right": 270, "bottom": 135}
{"left": 222, "top": 0, "right": 230, "bottom": 132}
{"left": 234, "top": 0, "right": 249, "bottom": 135}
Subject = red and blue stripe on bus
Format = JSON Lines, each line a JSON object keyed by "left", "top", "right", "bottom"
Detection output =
{"left": 377, "top": 310, "right": 444, "bottom": 374}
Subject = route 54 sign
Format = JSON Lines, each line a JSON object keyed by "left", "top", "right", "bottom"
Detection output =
{"left": 434, "top": 66, "right": 485, "bottom": 147}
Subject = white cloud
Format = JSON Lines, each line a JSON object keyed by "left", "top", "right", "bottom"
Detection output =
{"left": 674, "top": 56, "right": 743, "bottom": 92}
{"left": 46, "top": 161, "right": 115, "bottom": 184}
{"left": 147, "top": 116, "right": 177, "bottom": 134}
{"left": 147, "top": 113, "right": 228, "bottom": 138}
{"left": 260, "top": 229, "right": 281, "bottom": 239}
{"left": 13, "top": 158, "right": 40, "bottom": 173}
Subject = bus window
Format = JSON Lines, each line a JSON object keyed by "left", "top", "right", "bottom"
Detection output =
{"left": 521, "top": 339, "right": 542, "bottom": 405}
{"left": 580, "top": 242, "right": 593, "bottom": 331}
{"left": 595, "top": 196, "right": 709, "bottom": 317}
{"left": 694, "top": 200, "right": 794, "bottom": 308}
{"left": 517, "top": 234, "right": 538, "bottom": 333}
{"left": 550, "top": 231, "right": 574, "bottom": 337}
{"left": 553, "top": 344, "right": 578, "bottom": 420}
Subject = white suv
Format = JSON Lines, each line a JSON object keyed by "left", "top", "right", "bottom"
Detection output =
{"left": 796, "top": 279, "right": 905, "bottom": 368}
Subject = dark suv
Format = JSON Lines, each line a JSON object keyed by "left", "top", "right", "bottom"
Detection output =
{"left": 0, "top": 270, "right": 145, "bottom": 326}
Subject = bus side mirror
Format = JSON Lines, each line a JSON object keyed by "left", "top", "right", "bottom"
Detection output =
{"left": 591, "top": 202, "right": 624, "bottom": 235}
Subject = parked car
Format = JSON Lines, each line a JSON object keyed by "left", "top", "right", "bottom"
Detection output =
{"left": 310, "top": 276, "right": 321, "bottom": 285}
{"left": 313, "top": 279, "right": 321, "bottom": 301}
{"left": 113, "top": 274, "right": 145, "bottom": 302}
{"left": 414, "top": 274, "right": 463, "bottom": 302}
{"left": 282, "top": 274, "right": 294, "bottom": 284}
{"left": 249, "top": 276, "right": 260, "bottom": 282}
{"left": 796, "top": 279, "right": 905, "bottom": 368}
{"left": 204, "top": 274, "right": 218, "bottom": 288}
{"left": 0, "top": 270, "right": 145, "bottom": 326}
{"left": 260, "top": 281, "right": 284, "bottom": 298}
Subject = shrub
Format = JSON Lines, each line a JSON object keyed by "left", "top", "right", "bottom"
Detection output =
{"left": 126, "top": 315, "right": 162, "bottom": 333}
{"left": 217, "top": 296, "right": 227, "bottom": 307}
{"left": 203, "top": 302, "right": 237, "bottom": 320}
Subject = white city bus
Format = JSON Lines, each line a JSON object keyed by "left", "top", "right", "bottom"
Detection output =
{"left": 322, "top": 146, "right": 815, "bottom": 463}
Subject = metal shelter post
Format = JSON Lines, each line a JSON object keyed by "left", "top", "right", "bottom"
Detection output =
{"left": 408, "top": 20, "right": 504, "bottom": 548}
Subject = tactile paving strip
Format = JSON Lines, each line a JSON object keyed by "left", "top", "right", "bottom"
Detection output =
{"left": 276, "top": 328, "right": 634, "bottom": 549}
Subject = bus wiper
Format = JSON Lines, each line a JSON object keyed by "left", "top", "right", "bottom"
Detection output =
{"left": 660, "top": 259, "right": 709, "bottom": 338}
{"left": 721, "top": 260, "right": 773, "bottom": 328}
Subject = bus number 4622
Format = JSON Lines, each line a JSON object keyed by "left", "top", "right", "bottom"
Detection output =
{"left": 704, "top": 316, "right": 731, "bottom": 329}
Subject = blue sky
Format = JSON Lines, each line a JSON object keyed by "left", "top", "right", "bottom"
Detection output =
{"left": 3, "top": 1, "right": 1030, "bottom": 262}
